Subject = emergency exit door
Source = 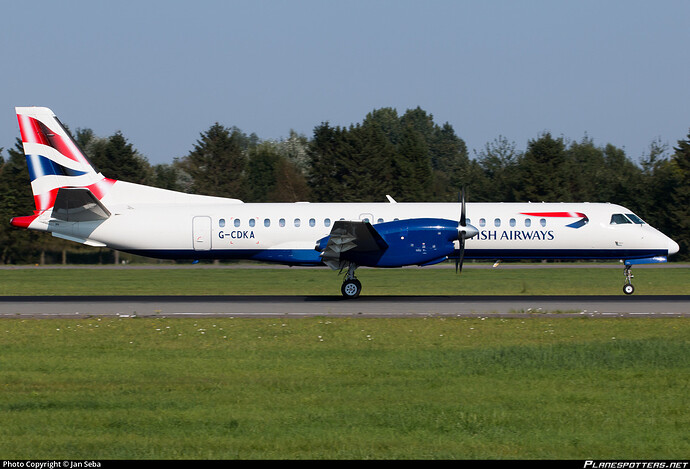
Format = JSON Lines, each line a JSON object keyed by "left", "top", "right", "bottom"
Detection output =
{"left": 192, "top": 216, "right": 212, "bottom": 251}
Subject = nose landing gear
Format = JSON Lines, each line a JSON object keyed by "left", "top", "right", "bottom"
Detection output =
{"left": 623, "top": 265, "right": 634, "bottom": 295}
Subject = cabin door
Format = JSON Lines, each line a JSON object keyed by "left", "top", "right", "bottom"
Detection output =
{"left": 192, "top": 216, "right": 212, "bottom": 251}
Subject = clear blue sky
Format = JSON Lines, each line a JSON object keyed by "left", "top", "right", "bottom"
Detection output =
{"left": 2, "top": 0, "right": 689, "bottom": 165}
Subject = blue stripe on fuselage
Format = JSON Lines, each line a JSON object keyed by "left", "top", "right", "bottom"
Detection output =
{"left": 121, "top": 247, "right": 670, "bottom": 266}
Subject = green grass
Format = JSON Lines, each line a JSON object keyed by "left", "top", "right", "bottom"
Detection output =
{"left": 0, "top": 266, "right": 688, "bottom": 459}
{"left": 0, "top": 264, "right": 688, "bottom": 295}
{"left": 1, "top": 316, "right": 688, "bottom": 459}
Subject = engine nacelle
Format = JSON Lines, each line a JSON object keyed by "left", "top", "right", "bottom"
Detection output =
{"left": 374, "top": 218, "right": 461, "bottom": 266}
{"left": 316, "top": 218, "right": 461, "bottom": 268}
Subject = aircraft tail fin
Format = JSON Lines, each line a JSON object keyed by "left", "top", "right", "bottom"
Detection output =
{"left": 15, "top": 106, "right": 116, "bottom": 213}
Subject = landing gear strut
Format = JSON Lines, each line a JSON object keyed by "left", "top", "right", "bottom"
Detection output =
{"left": 341, "top": 262, "right": 361, "bottom": 299}
{"left": 623, "top": 265, "right": 635, "bottom": 295}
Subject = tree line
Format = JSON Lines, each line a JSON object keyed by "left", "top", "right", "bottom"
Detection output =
{"left": 1, "top": 106, "right": 688, "bottom": 263}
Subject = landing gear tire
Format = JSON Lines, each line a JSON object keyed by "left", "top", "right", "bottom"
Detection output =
{"left": 623, "top": 265, "right": 635, "bottom": 295}
{"left": 341, "top": 279, "right": 362, "bottom": 299}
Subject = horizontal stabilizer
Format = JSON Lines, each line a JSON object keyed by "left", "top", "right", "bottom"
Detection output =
{"left": 52, "top": 187, "right": 111, "bottom": 222}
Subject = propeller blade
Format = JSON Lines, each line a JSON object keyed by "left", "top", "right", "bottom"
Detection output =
{"left": 456, "top": 232, "right": 466, "bottom": 273}
{"left": 456, "top": 186, "right": 468, "bottom": 274}
{"left": 459, "top": 188, "right": 466, "bottom": 226}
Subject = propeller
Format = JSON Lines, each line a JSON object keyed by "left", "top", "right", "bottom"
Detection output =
{"left": 456, "top": 187, "right": 478, "bottom": 273}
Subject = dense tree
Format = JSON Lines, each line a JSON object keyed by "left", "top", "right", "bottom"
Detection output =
{"left": 151, "top": 163, "right": 190, "bottom": 192}
{"left": 277, "top": 130, "right": 310, "bottom": 173}
{"left": 245, "top": 142, "right": 282, "bottom": 202}
{"left": 473, "top": 136, "right": 522, "bottom": 202}
{"left": 343, "top": 122, "right": 397, "bottom": 201}
{"left": 362, "top": 108, "right": 402, "bottom": 144}
{"left": 176, "top": 123, "right": 247, "bottom": 199}
{"left": 0, "top": 141, "right": 34, "bottom": 263}
{"left": 634, "top": 139, "right": 676, "bottom": 234}
{"left": 669, "top": 130, "right": 690, "bottom": 257}
{"left": 400, "top": 107, "right": 436, "bottom": 143}
{"left": 307, "top": 123, "right": 350, "bottom": 202}
{"left": 430, "top": 122, "right": 474, "bottom": 201}
{"left": 0, "top": 140, "right": 72, "bottom": 264}
{"left": 245, "top": 143, "right": 311, "bottom": 202}
{"left": 599, "top": 143, "right": 643, "bottom": 210}
{"left": 89, "top": 131, "right": 152, "bottom": 184}
{"left": 307, "top": 108, "right": 458, "bottom": 202}
{"left": 517, "top": 132, "right": 571, "bottom": 202}
{"left": 269, "top": 157, "right": 311, "bottom": 202}
{"left": 394, "top": 125, "right": 431, "bottom": 201}
{"left": 564, "top": 136, "right": 608, "bottom": 202}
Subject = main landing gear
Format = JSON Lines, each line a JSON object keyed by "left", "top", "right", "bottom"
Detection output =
{"left": 623, "top": 265, "right": 635, "bottom": 295}
{"left": 341, "top": 262, "right": 362, "bottom": 299}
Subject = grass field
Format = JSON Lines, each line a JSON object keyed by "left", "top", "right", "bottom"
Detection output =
{"left": 0, "top": 263, "right": 688, "bottom": 296}
{"left": 0, "top": 316, "right": 688, "bottom": 459}
{"left": 0, "top": 265, "right": 688, "bottom": 459}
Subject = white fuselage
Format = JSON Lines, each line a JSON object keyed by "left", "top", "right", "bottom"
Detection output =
{"left": 26, "top": 180, "right": 679, "bottom": 266}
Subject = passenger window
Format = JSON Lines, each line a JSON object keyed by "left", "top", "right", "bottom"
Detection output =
{"left": 610, "top": 214, "right": 632, "bottom": 224}
{"left": 219, "top": 219, "right": 225, "bottom": 228}
{"left": 525, "top": 218, "right": 531, "bottom": 227}
{"left": 324, "top": 218, "right": 331, "bottom": 227}
{"left": 540, "top": 218, "right": 546, "bottom": 227}
{"left": 479, "top": 218, "right": 486, "bottom": 227}
{"left": 294, "top": 218, "right": 301, "bottom": 227}
{"left": 279, "top": 218, "right": 286, "bottom": 227}
{"left": 264, "top": 218, "right": 270, "bottom": 227}
{"left": 249, "top": 219, "right": 256, "bottom": 228}
{"left": 309, "top": 218, "right": 315, "bottom": 227}
{"left": 494, "top": 218, "right": 501, "bottom": 227}
{"left": 509, "top": 218, "right": 516, "bottom": 227}
{"left": 234, "top": 218, "right": 240, "bottom": 227}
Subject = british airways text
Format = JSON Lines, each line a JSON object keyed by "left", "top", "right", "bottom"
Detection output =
{"left": 478, "top": 230, "right": 555, "bottom": 241}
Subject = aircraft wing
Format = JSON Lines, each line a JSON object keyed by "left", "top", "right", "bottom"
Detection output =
{"left": 52, "top": 187, "right": 111, "bottom": 222}
{"left": 318, "top": 220, "right": 388, "bottom": 270}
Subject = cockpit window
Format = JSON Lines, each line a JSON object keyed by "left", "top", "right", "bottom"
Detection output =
{"left": 626, "top": 213, "right": 645, "bottom": 224}
{"left": 610, "top": 214, "right": 632, "bottom": 224}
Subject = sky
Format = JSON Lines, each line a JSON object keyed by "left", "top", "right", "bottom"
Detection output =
{"left": 2, "top": 0, "right": 689, "bottom": 165}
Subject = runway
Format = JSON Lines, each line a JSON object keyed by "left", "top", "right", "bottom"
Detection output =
{"left": 1, "top": 295, "right": 689, "bottom": 318}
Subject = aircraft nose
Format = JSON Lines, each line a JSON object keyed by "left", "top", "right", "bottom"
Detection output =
{"left": 668, "top": 238, "right": 680, "bottom": 255}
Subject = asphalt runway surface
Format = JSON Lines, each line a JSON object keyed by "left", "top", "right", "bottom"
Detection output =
{"left": 1, "top": 295, "right": 689, "bottom": 318}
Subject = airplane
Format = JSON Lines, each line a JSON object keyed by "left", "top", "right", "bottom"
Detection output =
{"left": 9, "top": 106, "right": 680, "bottom": 298}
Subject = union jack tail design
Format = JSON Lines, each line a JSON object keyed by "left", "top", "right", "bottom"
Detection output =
{"left": 15, "top": 107, "right": 116, "bottom": 214}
